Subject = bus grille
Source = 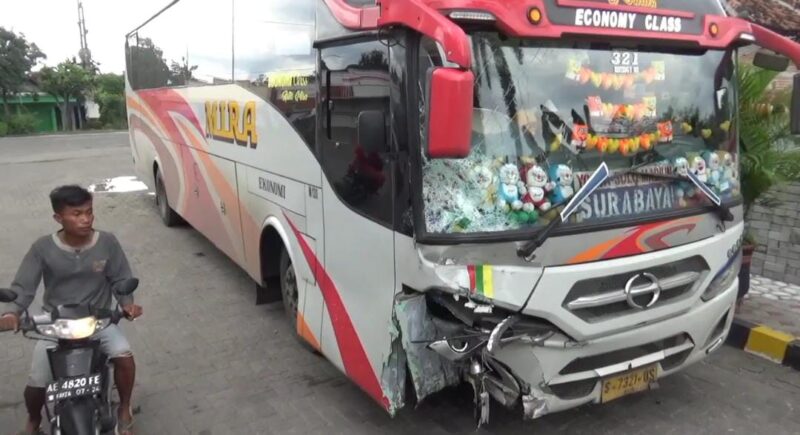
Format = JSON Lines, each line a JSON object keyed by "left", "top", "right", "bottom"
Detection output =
{"left": 562, "top": 256, "right": 708, "bottom": 322}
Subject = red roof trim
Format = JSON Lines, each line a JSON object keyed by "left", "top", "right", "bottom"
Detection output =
{"left": 322, "top": 0, "right": 380, "bottom": 29}
{"left": 379, "top": 0, "right": 473, "bottom": 68}
{"left": 320, "top": 1, "right": 800, "bottom": 70}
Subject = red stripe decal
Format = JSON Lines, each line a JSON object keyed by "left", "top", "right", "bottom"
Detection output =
{"left": 284, "top": 214, "right": 389, "bottom": 409}
{"left": 467, "top": 265, "right": 477, "bottom": 293}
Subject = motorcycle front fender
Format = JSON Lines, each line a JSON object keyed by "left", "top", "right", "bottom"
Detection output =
{"left": 57, "top": 397, "right": 97, "bottom": 435}
{"left": 47, "top": 341, "right": 102, "bottom": 379}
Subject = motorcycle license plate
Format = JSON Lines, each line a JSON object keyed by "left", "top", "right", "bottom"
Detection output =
{"left": 46, "top": 374, "right": 102, "bottom": 403}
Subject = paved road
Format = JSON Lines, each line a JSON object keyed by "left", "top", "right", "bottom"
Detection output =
{"left": 0, "top": 133, "right": 798, "bottom": 434}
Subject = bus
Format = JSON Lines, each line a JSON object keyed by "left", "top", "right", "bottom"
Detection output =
{"left": 125, "top": 0, "right": 800, "bottom": 424}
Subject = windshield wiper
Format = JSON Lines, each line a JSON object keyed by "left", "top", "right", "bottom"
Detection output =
{"left": 517, "top": 162, "right": 611, "bottom": 261}
{"left": 517, "top": 160, "right": 734, "bottom": 262}
{"left": 624, "top": 166, "right": 734, "bottom": 222}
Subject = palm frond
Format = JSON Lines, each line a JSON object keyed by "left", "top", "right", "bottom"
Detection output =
{"left": 737, "top": 63, "right": 798, "bottom": 213}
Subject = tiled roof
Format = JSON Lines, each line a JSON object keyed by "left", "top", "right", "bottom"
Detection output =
{"left": 727, "top": 0, "right": 800, "bottom": 36}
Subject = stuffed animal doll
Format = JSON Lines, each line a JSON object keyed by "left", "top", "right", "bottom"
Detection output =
{"left": 702, "top": 151, "right": 726, "bottom": 192}
{"left": 497, "top": 163, "right": 523, "bottom": 211}
{"left": 472, "top": 162, "right": 497, "bottom": 210}
{"left": 520, "top": 164, "right": 554, "bottom": 213}
{"left": 690, "top": 155, "right": 708, "bottom": 183}
{"left": 657, "top": 120, "right": 673, "bottom": 143}
{"left": 718, "top": 151, "right": 739, "bottom": 191}
{"left": 673, "top": 157, "right": 692, "bottom": 206}
{"left": 549, "top": 164, "right": 575, "bottom": 204}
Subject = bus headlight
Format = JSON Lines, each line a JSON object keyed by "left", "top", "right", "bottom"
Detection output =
{"left": 702, "top": 253, "right": 741, "bottom": 302}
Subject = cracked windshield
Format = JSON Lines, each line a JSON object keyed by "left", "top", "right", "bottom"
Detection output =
{"left": 421, "top": 33, "right": 740, "bottom": 234}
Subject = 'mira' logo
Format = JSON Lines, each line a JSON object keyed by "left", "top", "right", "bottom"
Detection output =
{"left": 205, "top": 101, "right": 258, "bottom": 149}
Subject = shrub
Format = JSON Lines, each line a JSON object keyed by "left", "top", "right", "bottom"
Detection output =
{"left": 84, "top": 118, "right": 103, "bottom": 130}
{"left": 7, "top": 113, "right": 38, "bottom": 134}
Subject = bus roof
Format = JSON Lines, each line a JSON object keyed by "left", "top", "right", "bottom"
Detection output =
{"left": 325, "top": 0, "right": 800, "bottom": 70}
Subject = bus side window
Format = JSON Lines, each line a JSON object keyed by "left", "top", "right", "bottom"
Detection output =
{"left": 320, "top": 38, "right": 393, "bottom": 226}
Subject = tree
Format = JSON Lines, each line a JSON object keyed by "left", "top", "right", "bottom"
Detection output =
{"left": 95, "top": 73, "right": 126, "bottom": 128}
{"left": 738, "top": 63, "right": 800, "bottom": 216}
{"left": 0, "top": 27, "right": 45, "bottom": 117}
{"left": 169, "top": 56, "right": 198, "bottom": 87}
{"left": 127, "top": 37, "right": 170, "bottom": 90}
{"left": 358, "top": 50, "right": 388, "bottom": 69}
{"left": 39, "top": 60, "right": 94, "bottom": 131}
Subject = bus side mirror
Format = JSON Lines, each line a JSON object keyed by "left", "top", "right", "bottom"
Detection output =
{"left": 427, "top": 68, "right": 473, "bottom": 159}
{"left": 357, "top": 110, "right": 388, "bottom": 154}
{"left": 792, "top": 74, "right": 800, "bottom": 135}
{"left": 753, "top": 49, "right": 790, "bottom": 72}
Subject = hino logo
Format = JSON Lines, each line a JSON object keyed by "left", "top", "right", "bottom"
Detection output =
{"left": 624, "top": 272, "right": 661, "bottom": 309}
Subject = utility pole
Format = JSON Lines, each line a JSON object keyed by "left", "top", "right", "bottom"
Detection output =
{"left": 77, "top": 0, "right": 92, "bottom": 70}
{"left": 75, "top": 0, "right": 93, "bottom": 130}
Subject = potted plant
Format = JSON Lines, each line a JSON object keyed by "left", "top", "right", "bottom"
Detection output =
{"left": 737, "top": 62, "right": 800, "bottom": 304}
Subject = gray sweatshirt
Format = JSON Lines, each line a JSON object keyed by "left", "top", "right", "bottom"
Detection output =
{"left": 3, "top": 231, "right": 134, "bottom": 315}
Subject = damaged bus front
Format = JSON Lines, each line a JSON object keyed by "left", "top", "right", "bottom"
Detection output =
{"left": 379, "top": 0, "right": 800, "bottom": 425}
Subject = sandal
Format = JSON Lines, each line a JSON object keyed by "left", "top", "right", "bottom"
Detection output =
{"left": 117, "top": 414, "right": 135, "bottom": 435}
{"left": 117, "top": 419, "right": 135, "bottom": 435}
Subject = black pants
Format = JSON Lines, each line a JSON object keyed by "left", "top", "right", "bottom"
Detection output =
{"left": 737, "top": 263, "right": 750, "bottom": 300}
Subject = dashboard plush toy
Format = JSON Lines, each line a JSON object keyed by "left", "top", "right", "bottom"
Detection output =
{"left": 520, "top": 164, "right": 554, "bottom": 213}
{"left": 549, "top": 164, "right": 575, "bottom": 204}
{"left": 497, "top": 163, "right": 524, "bottom": 211}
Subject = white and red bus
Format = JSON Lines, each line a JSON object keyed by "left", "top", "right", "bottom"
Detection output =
{"left": 125, "top": 0, "right": 800, "bottom": 423}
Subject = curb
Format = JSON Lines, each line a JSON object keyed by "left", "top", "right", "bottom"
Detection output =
{"left": 726, "top": 318, "right": 800, "bottom": 371}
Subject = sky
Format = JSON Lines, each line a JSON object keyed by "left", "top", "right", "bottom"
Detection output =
{"left": 1, "top": 0, "right": 171, "bottom": 74}
{"left": 1, "top": 0, "right": 316, "bottom": 76}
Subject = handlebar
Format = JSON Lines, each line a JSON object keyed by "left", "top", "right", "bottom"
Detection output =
{"left": 4, "top": 305, "right": 129, "bottom": 335}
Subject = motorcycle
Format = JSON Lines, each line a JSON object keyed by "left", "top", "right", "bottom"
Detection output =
{"left": 0, "top": 278, "right": 138, "bottom": 435}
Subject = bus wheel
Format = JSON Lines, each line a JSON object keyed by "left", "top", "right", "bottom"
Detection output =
{"left": 279, "top": 248, "right": 299, "bottom": 326}
{"left": 155, "top": 169, "right": 181, "bottom": 227}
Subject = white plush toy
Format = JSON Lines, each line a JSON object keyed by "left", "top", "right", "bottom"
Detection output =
{"left": 520, "top": 164, "right": 554, "bottom": 212}
{"left": 690, "top": 155, "right": 708, "bottom": 183}
{"left": 497, "top": 163, "right": 523, "bottom": 211}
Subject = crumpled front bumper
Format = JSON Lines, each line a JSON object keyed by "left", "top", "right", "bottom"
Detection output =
{"left": 492, "top": 277, "right": 738, "bottom": 419}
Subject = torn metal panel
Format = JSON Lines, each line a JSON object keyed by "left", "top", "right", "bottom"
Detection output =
{"left": 380, "top": 316, "right": 407, "bottom": 415}
{"left": 394, "top": 293, "right": 462, "bottom": 402}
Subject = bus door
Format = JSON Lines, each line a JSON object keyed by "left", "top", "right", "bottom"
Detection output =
{"left": 314, "top": 36, "right": 398, "bottom": 375}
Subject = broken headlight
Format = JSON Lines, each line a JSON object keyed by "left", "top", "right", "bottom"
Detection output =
{"left": 702, "top": 252, "right": 741, "bottom": 302}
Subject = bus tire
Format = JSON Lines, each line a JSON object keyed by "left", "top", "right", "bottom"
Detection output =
{"left": 279, "top": 247, "right": 300, "bottom": 329}
{"left": 279, "top": 248, "right": 320, "bottom": 355}
{"left": 155, "top": 168, "right": 181, "bottom": 227}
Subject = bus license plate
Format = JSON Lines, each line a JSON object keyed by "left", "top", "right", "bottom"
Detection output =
{"left": 46, "top": 374, "right": 102, "bottom": 403}
{"left": 601, "top": 364, "right": 658, "bottom": 403}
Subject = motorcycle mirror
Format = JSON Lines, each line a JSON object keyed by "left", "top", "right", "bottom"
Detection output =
{"left": 0, "top": 288, "right": 18, "bottom": 303}
{"left": 114, "top": 278, "right": 139, "bottom": 297}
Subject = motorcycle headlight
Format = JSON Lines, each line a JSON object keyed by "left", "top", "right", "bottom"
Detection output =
{"left": 41, "top": 317, "right": 99, "bottom": 339}
{"left": 702, "top": 252, "right": 742, "bottom": 302}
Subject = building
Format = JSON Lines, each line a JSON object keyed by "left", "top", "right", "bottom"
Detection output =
{"left": 726, "top": 0, "right": 800, "bottom": 36}
{"left": 2, "top": 91, "right": 80, "bottom": 134}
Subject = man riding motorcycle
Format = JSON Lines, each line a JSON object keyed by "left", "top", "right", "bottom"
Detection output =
{"left": 0, "top": 185, "right": 143, "bottom": 435}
